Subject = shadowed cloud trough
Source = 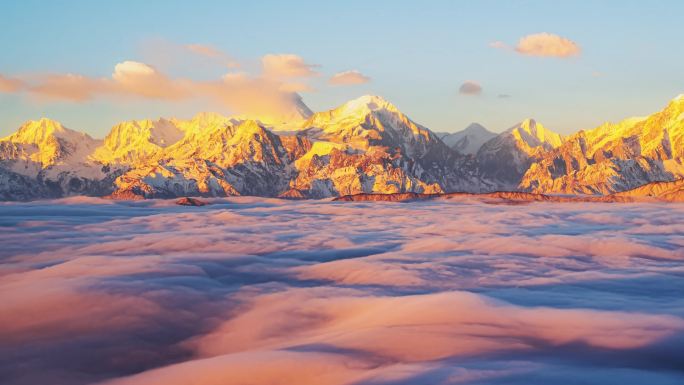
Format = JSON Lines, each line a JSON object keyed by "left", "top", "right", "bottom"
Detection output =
{"left": 1, "top": 197, "right": 683, "bottom": 385}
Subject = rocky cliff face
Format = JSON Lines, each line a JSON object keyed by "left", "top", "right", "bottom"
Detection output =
{"left": 289, "top": 95, "right": 487, "bottom": 197}
{"left": 334, "top": 184, "right": 684, "bottom": 203}
{"left": 612, "top": 178, "right": 684, "bottom": 202}
{"left": 1, "top": 94, "right": 683, "bottom": 201}
{"left": 0, "top": 118, "right": 115, "bottom": 197}
{"left": 91, "top": 118, "right": 184, "bottom": 166}
{"left": 0, "top": 96, "right": 494, "bottom": 200}
{"left": 520, "top": 96, "right": 684, "bottom": 194}
{"left": 111, "top": 119, "right": 301, "bottom": 198}
{"left": 0, "top": 118, "right": 101, "bottom": 173}
{"left": 477, "top": 119, "right": 563, "bottom": 187}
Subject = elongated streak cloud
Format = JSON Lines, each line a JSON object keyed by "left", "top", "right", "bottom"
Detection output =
{"left": 329, "top": 70, "right": 370, "bottom": 86}
{"left": 0, "top": 74, "right": 24, "bottom": 92}
{"left": 2, "top": 58, "right": 312, "bottom": 122}
{"left": 262, "top": 54, "right": 319, "bottom": 78}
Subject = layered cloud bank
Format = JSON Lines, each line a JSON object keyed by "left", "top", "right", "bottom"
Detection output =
{"left": 0, "top": 45, "right": 368, "bottom": 123}
{"left": 1, "top": 198, "right": 683, "bottom": 385}
{"left": 5, "top": 59, "right": 312, "bottom": 123}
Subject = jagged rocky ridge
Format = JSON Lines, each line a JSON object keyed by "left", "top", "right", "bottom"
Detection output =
{"left": 334, "top": 179, "right": 684, "bottom": 203}
{"left": 520, "top": 95, "right": 684, "bottom": 194}
{"left": 0, "top": 94, "right": 683, "bottom": 200}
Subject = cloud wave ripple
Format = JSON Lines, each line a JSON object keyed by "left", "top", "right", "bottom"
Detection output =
{"left": 1, "top": 197, "right": 684, "bottom": 385}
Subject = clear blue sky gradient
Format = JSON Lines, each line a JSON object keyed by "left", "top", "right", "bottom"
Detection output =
{"left": 1, "top": 0, "right": 683, "bottom": 137}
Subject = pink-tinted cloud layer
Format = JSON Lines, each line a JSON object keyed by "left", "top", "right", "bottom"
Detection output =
{"left": 1, "top": 198, "right": 683, "bottom": 385}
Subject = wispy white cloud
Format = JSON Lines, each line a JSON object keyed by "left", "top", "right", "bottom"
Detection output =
{"left": 184, "top": 43, "right": 240, "bottom": 68}
{"left": 329, "top": 70, "right": 370, "bottom": 86}
{"left": 261, "top": 54, "right": 319, "bottom": 78}
{"left": 488, "top": 41, "right": 509, "bottom": 50}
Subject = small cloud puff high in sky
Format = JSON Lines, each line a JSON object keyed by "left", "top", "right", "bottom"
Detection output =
{"left": 459, "top": 80, "right": 482, "bottom": 95}
{"left": 329, "top": 70, "right": 371, "bottom": 86}
{"left": 490, "top": 32, "right": 581, "bottom": 58}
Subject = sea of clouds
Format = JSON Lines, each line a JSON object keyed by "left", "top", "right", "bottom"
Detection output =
{"left": 1, "top": 197, "right": 683, "bottom": 385}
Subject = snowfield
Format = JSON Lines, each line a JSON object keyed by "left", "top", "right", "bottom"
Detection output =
{"left": 1, "top": 198, "right": 684, "bottom": 385}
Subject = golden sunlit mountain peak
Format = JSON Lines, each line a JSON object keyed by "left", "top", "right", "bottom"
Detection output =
{"left": 0, "top": 93, "right": 683, "bottom": 200}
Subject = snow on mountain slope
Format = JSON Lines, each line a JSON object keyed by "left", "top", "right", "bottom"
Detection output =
{"left": 1, "top": 118, "right": 100, "bottom": 172}
{"left": 520, "top": 95, "right": 684, "bottom": 194}
{"left": 0, "top": 119, "right": 116, "bottom": 199}
{"left": 510, "top": 118, "right": 563, "bottom": 151}
{"left": 2, "top": 94, "right": 684, "bottom": 200}
{"left": 108, "top": 96, "right": 487, "bottom": 199}
{"left": 289, "top": 95, "right": 486, "bottom": 197}
{"left": 302, "top": 95, "right": 439, "bottom": 154}
{"left": 0, "top": 118, "right": 107, "bottom": 180}
{"left": 110, "top": 119, "right": 307, "bottom": 198}
{"left": 437, "top": 123, "right": 497, "bottom": 155}
{"left": 476, "top": 119, "right": 564, "bottom": 186}
{"left": 166, "top": 120, "right": 290, "bottom": 167}
{"left": 91, "top": 118, "right": 185, "bottom": 165}
{"left": 0, "top": 167, "right": 57, "bottom": 200}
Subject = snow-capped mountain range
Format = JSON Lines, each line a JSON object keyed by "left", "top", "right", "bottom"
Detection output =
{"left": 1, "top": 94, "right": 683, "bottom": 200}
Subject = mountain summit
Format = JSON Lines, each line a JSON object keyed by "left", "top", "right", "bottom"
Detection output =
{"left": 520, "top": 94, "right": 684, "bottom": 194}
{"left": 290, "top": 95, "right": 482, "bottom": 197}
{"left": 508, "top": 118, "right": 563, "bottom": 151}
{"left": 475, "top": 119, "right": 564, "bottom": 186}
{"left": 1, "top": 94, "right": 683, "bottom": 200}
{"left": 1, "top": 118, "right": 100, "bottom": 175}
{"left": 438, "top": 123, "right": 497, "bottom": 155}
{"left": 303, "top": 95, "right": 439, "bottom": 156}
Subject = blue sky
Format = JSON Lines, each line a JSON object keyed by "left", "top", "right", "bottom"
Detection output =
{"left": 1, "top": 0, "right": 683, "bottom": 137}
